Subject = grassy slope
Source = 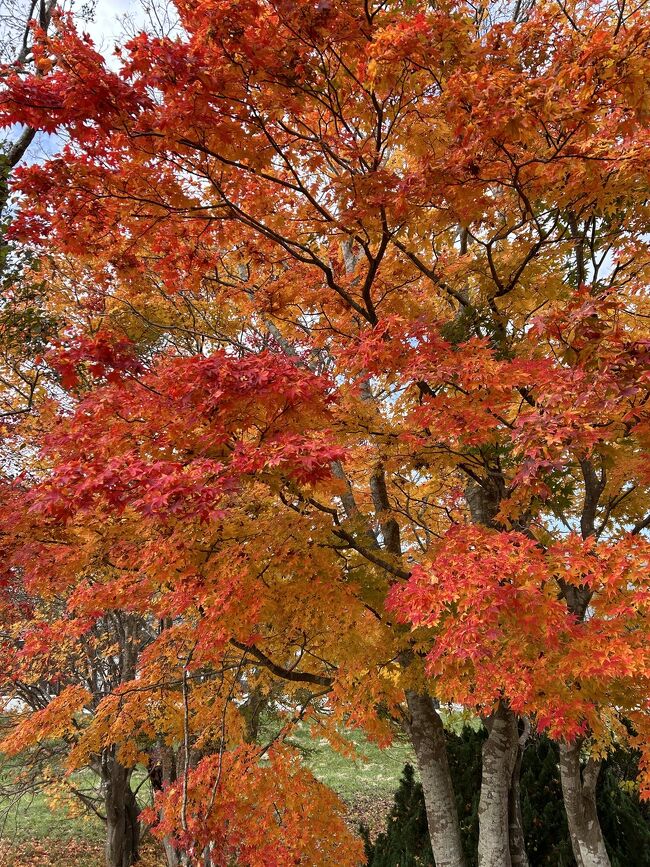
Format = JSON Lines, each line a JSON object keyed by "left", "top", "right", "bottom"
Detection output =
{"left": 0, "top": 775, "right": 102, "bottom": 843}
{"left": 290, "top": 726, "right": 414, "bottom": 799}
{"left": 0, "top": 730, "right": 413, "bottom": 865}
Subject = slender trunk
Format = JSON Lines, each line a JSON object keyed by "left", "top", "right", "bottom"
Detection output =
{"left": 150, "top": 745, "right": 187, "bottom": 867}
{"left": 466, "top": 481, "right": 524, "bottom": 866}
{"left": 508, "top": 719, "right": 530, "bottom": 867}
{"left": 559, "top": 741, "right": 610, "bottom": 867}
{"left": 405, "top": 690, "right": 466, "bottom": 867}
{"left": 478, "top": 702, "right": 518, "bottom": 867}
{"left": 103, "top": 755, "right": 140, "bottom": 867}
{"left": 161, "top": 841, "right": 190, "bottom": 867}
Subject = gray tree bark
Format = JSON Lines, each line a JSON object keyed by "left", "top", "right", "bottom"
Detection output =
{"left": 478, "top": 702, "right": 519, "bottom": 867}
{"left": 559, "top": 741, "right": 611, "bottom": 867}
{"left": 465, "top": 481, "right": 528, "bottom": 867}
{"left": 160, "top": 840, "right": 189, "bottom": 867}
{"left": 508, "top": 719, "right": 530, "bottom": 867}
{"left": 405, "top": 691, "right": 466, "bottom": 867}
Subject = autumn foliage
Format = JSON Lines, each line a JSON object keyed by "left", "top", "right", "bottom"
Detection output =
{"left": 1, "top": 0, "right": 650, "bottom": 865}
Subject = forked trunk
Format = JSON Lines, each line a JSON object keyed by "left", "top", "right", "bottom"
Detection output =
{"left": 103, "top": 756, "right": 140, "bottom": 867}
{"left": 559, "top": 741, "right": 610, "bottom": 867}
{"left": 405, "top": 690, "right": 466, "bottom": 867}
{"left": 478, "top": 702, "right": 518, "bottom": 867}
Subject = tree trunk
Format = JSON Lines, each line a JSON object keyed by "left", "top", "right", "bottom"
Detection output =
{"left": 241, "top": 685, "right": 266, "bottom": 743}
{"left": 150, "top": 745, "right": 187, "bottom": 867}
{"left": 508, "top": 719, "right": 530, "bottom": 867}
{"left": 559, "top": 741, "right": 610, "bottom": 867}
{"left": 405, "top": 690, "right": 466, "bottom": 867}
{"left": 103, "top": 754, "right": 140, "bottom": 867}
{"left": 478, "top": 702, "right": 519, "bottom": 867}
{"left": 161, "top": 840, "right": 189, "bottom": 867}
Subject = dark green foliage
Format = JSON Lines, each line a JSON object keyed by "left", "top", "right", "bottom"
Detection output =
{"left": 0, "top": 258, "right": 57, "bottom": 355}
{"left": 0, "top": 290, "right": 56, "bottom": 355}
{"left": 364, "top": 732, "right": 650, "bottom": 867}
{"left": 598, "top": 747, "right": 650, "bottom": 867}
{"left": 519, "top": 736, "right": 573, "bottom": 866}
{"left": 362, "top": 729, "right": 482, "bottom": 867}
{"left": 447, "top": 727, "right": 483, "bottom": 865}
{"left": 361, "top": 763, "right": 433, "bottom": 867}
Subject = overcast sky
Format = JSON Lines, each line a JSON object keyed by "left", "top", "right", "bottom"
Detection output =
{"left": 85, "top": 0, "right": 142, "bottom": 63}
{"left": 9, "top": 0, "right": 150, "bottom": 163}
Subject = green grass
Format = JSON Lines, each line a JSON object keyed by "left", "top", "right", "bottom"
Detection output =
{"left": 292, "top": 725, "right": 415, "bottom": 799}
{"left": 0, "top": 727, "right": 413, "bottom": 861}
{"left": 0, "top": 793, "right": 102, "bottom": 843}
{"left": 0, "top": 771, "right": 102, "bottom": 844}
{"left": 0, "top": 763, "right": 153, "bottom": 845}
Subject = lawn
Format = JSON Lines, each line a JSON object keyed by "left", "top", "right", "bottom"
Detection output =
{"left": 0, "top": 728, "right": 414, "bottom": 865}
{"left": 0, "top": 764, "right": 157, "bottom": 866}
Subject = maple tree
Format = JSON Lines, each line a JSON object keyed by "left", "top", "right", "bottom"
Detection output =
{"left": 1, "top": 1, "right": 650, "bottom": 866}
{"left": 0, "top": 5, "right": 161, "bottom": 864}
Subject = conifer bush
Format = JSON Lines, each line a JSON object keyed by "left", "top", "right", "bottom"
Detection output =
{"left": 364, "top": 732, "right": 650, "bottom": 866}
